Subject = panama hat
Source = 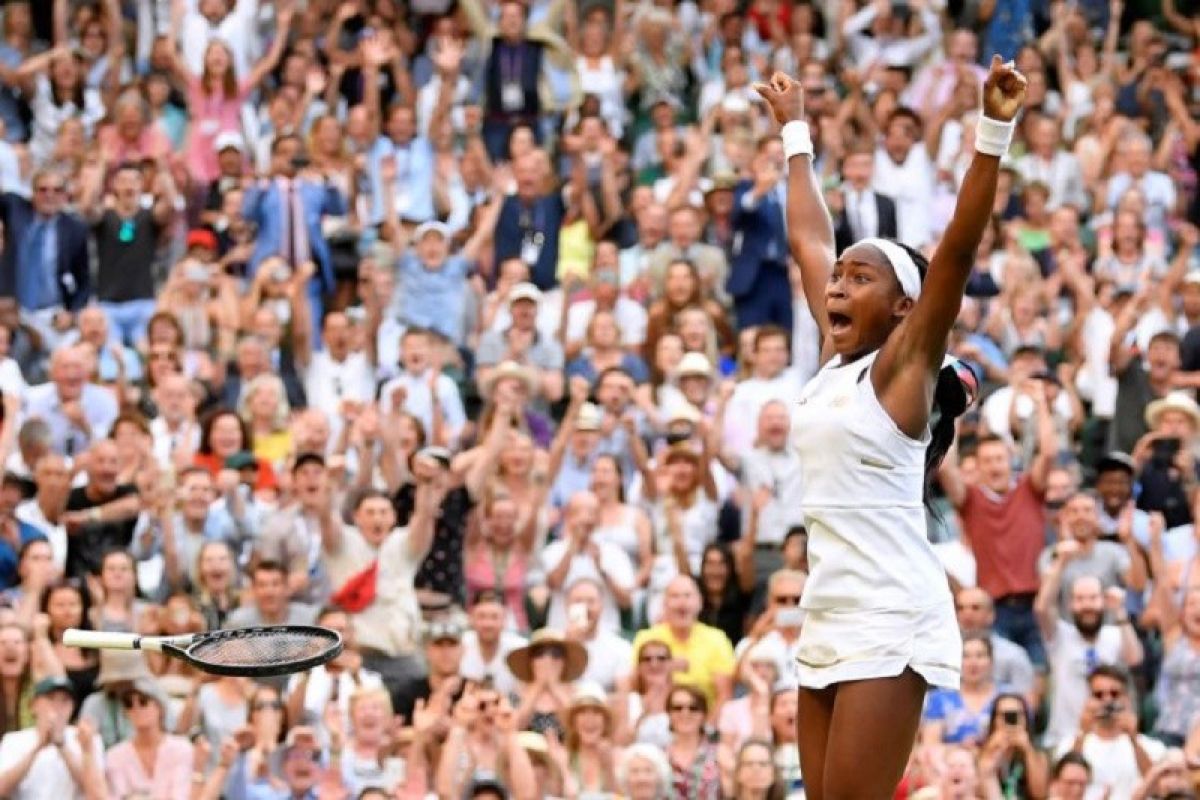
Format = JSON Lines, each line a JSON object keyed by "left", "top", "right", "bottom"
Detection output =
{"left": 483, "top": 360, "right": 538, "bottom": 397}
{"left": 1144, "top": 391, "right": 1200, "bottom": 429}
{"left": 567, "top": 680, "right": 612, "bottom": 722}
{"left": 505, "top": 629, "right": 588, "bottom": 683}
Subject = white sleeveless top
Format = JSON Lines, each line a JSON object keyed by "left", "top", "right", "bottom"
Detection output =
{"left": 791, "top": 350, "right": 951, "bottom": 613}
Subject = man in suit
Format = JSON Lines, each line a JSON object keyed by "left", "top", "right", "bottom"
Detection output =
{"left": 493, "top": 151, "right": 564, "bottom": 291}
{"left": 729, "top": 137, "right": 792, "bottom": 332}
{"left": 243, "top": 134, "right": 347, "bottom": 346}
{"left": 0, "top": 168, "right": 90, "bottom": 351}
{"left": 834, "top": 143, "right": 898, "bottom": 255}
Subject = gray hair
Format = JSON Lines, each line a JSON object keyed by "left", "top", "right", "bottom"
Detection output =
{"left": 616, "top": 743, "right": 672, "bottom": 796}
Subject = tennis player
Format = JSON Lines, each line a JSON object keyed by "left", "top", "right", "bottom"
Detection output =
{"left": 754, "top": 56, "right": 1027, "bottom": 798}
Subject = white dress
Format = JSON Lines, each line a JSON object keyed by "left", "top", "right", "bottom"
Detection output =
{"left": 790, "top": 350, "right": 961, "bottom": 689}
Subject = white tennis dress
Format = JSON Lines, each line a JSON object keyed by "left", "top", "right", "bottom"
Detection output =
{"left": 791, "top": 350, "right": 961, "bottom": 689}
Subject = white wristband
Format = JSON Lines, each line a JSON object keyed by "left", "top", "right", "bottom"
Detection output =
{"left": 975, "top": 115, "right": 1015, "bottom": 157}
{"left": 781, "top": 120, "right": 814, "bottom": 160}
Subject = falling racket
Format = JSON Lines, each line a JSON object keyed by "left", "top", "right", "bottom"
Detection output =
{"left": 62, "top": 625, "right": 343, "bottom": 677}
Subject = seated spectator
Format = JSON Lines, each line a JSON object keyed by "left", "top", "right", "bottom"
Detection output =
{"left": 226, "top": 560, "right": 318, "bottom": 630}
{"left": 0, "top": 675, "right": 105, "bottom": 799}
{"left": 976, "top": 693, "right": 1049, "bottom": 799}
{"left": 562, "top": 265, "right": 648, "bottom": 360}
{"left": 476, "top": 283, "right": 565, "bottom": 409}
{"left": 103, "top": 675, "right": 191, "bottom": 797}
{"left": 616, "top": 743, "right": 673, "bottom": 800}
{"left": 237, "top": 374, "right": 292, "bottom": 472}
{"left": 1132, "top": 392, "right": 1200, "bottom": 529}
{"left": 718, "top": 640, "right": 782, "bottom": 752}
{"left": 564, "top": 309, "right": 650, "bottom": 387}
{"left": 22, "top": 345, "right": 118, "bottom": 458}
{"left": 14, "top": 455, "right": 71, "bottom": 574}
{"left": 284, "top": 606, "right": 384, "bottom": 734}
{"left": 464, "top": 493, "right": 534, "bottom": 631}
{"left": 563, "top": 577, "right": 632, "bottom": 692}
{"left": 953, "top": 587, "right": 1036, "bottom": 704}
{"left": 921, "top": 633, "right": 1002, "bottom": 747}
{"left": 41, "top": 578, "right": 97, "bottom": 709}
{"left": 460, "top": 590, "right": 526, "bottom": 697}
{"left": 62, "top": 439, "right": 140, "bottom": 580}
{"left": 508, "top": 628, "right": 587, "bottom": 738}
{"left": 664, "top": 683, "right": 720, "bottom": 800}
{"left": 193, "top": 408, "right": 277, "bottom": 495}
{"left": 0, "top": 620, "right": 62, "bottom": 737}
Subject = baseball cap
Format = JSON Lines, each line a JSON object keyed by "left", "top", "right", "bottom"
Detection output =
{"left": 224, "top": 451, "right": 258, "bottom": 471}
{"left": 185, "top": 228, "right": 218, "bottom": 252}
{"left": 424, "top": 618, "right": 465, "bottom": 642}
{"left": 33, "top": 675, "right": 75, "bottom": 699}
{"left": 508, "top": 282, "right": 542, "bottom": 306}
{"left": 214, "top": 132, "right": 246, "bottom": 154}
{"left": 413, "top": 221, "right": 451, "bottom": 240}
{"left": 1095, "top": 451, "right": 1136, "bottom": 476}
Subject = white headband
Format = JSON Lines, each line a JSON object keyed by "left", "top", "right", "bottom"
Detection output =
{"left": 858, "top": 237, "right": 922, "bottom": 300}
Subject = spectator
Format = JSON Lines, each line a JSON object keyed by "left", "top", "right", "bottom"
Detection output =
{"left": 920, "top": 632, "right": 1001, "bottom": 747}
{"left": 14, "top": 454, "right": 71, "bottom": 575}
{"left": 976, "top": 693, "right": 1049, "bottom": 799}
{"left": 103, "top": 675, "right": 192, "bottom": 797}
{"left": 460, "top": 589, "right": 526, "bottom": 696}
{"left": 0, "top": 675, "right": 105, "bottom": 799}
{"left": 226, "top": 560, "right": 318, "bottom": 630}
{"left": 22, "top": 345, "right": 118, "bottom": 458}
{"left": 563, "top": 577, "right": 633, "bottom": 693}
{"left": 664, "top": 683, "right": 720, "bottom": 800}
{"left": 730, "top": 140, "right": 792, "bottom": 332}
{"left": 953, "top": 587, "right": 1036, "bottom": 703}
{"left": 62, "top": 439, "right": 141, "bottom": 579}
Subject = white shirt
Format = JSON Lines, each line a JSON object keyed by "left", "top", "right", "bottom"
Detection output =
{"left": 178, "top": 0, "right": 260, "bottom": 79}
{"left": 1016, "top": 151, "right": 1088, "bottom": 211}
{"left": 538, "top": 540, "right": 635, "bottom": 633}
{"left": 740, "top": 446, "right": 805, "bottom": 545}
{"left": 377, "top": 371, "right": 468, "bottom": 446}
{"left": 0, "top": 726, "right": 106, "bottom": 799}
{"left": 580, "top": 630, "right": 633, "bottom": 692}
{"left": 303, "top": 351, "right": 376, "bottom": 420}
{"left": 1044, "top": 619, "right": 1124, "bottom": 749}
{"left": 843, "top": 187, "right": 880, "bottom": 241}
{"left": 565, "top": 298, "right": 649, "bottom": 350}
{"left": 1054, "top": 732, "right": 1165, "bottom": 800}
{"left": 328, "top": 525, "right": 427, "bottom": 657}
{"left": 15, "top": 500, "right": 67, "bottom": 573}
{"left": 148, "top": 417, "right": 201, "bottom": 470}
{"left": 981, "top": 385, "right": 1075, "bottom": 446}
{"left": 285, "top": 664, "right": 384, "bottom": 733}
{"left": 722, "top": 371, "right": 802, "bottom": 455}
{"left": 873, "top": 146, "right": 934, "bottom": 249}
{"left": 459, "top": 629, "right": 526, "bottom": 698}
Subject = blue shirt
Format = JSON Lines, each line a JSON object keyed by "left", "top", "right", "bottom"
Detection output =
{"left": 367, "top": 135, "right": 436, "bottom": 224}
{"left": 0, "top": 524, "right": 46, "bottom": 589}
{"left": 22, "top": 381, "right": 119, "bottom": 457}
{"left": 16, "top": 217, "right": 59, "bottom": 311}
{"left": 923, "top": 689, "right": 998, "bottom": 745}
{"left": 397, "top": 252, "right": 470, "bottom": 344}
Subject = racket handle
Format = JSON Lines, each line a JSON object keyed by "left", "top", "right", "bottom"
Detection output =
{"left": 63, "top": 630, "right": 147, "bottom": 651}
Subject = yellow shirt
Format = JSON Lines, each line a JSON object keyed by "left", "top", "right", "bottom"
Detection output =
{"left": 253, "top": 430, "right": 293, "bottom": 470}
{"left": 631, "top": 622, "right": 735, "bottom": 707}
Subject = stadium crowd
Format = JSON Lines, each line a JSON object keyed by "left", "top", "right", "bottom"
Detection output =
{"left": 0, "top": 0, "right": 1195, "bottom": 797}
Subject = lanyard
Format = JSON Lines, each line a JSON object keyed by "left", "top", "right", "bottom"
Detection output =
{"left": 500, "top": 44, "right": 523, "bottom": 84}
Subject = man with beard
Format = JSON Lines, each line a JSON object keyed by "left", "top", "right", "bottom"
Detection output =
{"left": 1036, "top": 492, "right": 1146, "bottom": 618}
{"left": 1035, "top": 543, "right": 1143, "bottom": 749}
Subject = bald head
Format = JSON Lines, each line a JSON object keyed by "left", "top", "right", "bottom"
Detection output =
{"left": 955, "top": 587, "right": 994, "bottom": 631}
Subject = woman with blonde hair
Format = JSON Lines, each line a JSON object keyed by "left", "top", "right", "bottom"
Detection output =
{"left": 617, "top": 742, "right": 673, "bottom": 800}
{"left": 238, "top": 373, "right": 293, "bottom": 470}
{"left": 552, "top": 681, "right": 621, "bottom": 796}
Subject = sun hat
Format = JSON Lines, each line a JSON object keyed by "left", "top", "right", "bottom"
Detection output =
{"left": 505, "top": 629, "right": 587, "bottom": 683}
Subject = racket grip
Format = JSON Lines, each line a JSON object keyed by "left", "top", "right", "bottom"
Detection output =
{"left": 62, "top": 629, "right": 143, "bottom": 650}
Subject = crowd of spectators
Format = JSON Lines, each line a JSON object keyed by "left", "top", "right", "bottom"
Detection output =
{"left": 0, "top": 0, "right": 1196, "bottom": 797}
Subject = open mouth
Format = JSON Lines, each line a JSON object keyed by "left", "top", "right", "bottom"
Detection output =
{"left": 828, "top": 312, "right": 852, "bottom": 336}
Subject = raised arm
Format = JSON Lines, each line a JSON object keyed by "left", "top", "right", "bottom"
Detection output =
{"left": 754, "top": 74, "right": 834, "bottom": 343}
{"left": 241, "top": 0, "right": 294, "bottom": 93}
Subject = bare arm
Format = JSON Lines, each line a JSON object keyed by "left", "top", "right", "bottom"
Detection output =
{"left": 1034, "top": 550, "right": 1067, "bottom": 643}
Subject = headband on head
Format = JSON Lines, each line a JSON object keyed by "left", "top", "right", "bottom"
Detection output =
{"left": 858, "top": 237, "right": 922, "bottom": 300}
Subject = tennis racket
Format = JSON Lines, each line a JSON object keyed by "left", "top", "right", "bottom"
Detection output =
{"left": 62, "top": 625, "right": 343, "bottom": 677}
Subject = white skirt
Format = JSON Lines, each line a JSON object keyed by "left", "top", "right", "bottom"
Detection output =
{"left": 794, "top": 602, "right": 962, "bottom": 690}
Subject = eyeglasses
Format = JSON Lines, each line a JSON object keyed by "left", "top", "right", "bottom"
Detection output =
{"left": 1091, "top": 690, "right": 1122, "bottom": 700}
{"left": 121, "top": 693, "right": 152, "bottom": 709}
{"left": 35, "top": 185, "right": 64, "bottom": 195}
{"left": 532, "top": 645, "right": 565, "bottom": 660}
{"left": 772, "top": 595, "right": 802, "bottom": 606}
{"left": 253, "top": 700, "right": 283, "bottom": 711}
{"left": 639, "top": 653, "right": 670, "bottom": 664}
{"left": 741, "top": 759, "right": 773, "bottom": 768}
{"left": 669, "top": 703, "right": 702, "bottom": 713}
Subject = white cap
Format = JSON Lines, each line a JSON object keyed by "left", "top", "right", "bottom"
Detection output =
{"left": 675, "top": 352, "right": 713, "bottom": 379}
{"left": 508, "top": 282, "right": 543, "bottom": 306}
{"left": 214, "top": 132, "right": 246, "bottom": 154}
{"left": 413, "top": 220, "right": 451, "bottom": 240}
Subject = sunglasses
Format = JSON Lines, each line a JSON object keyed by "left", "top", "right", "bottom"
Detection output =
{"left": 121, "top": 693, "right": 153, "bottom": 709}
{"left": 773, "top": 594, "right": 802, "bottom": 606}
{"left": 253, "top": 700, "right": 283, "bottom": 711}
{"left": 669, "top": 704, "right": 702, "bottom": 713}
{"left": 640, "top": 653, "right": 670, "bottom": 664}
{"left": 1091, "top": 690, "right": 1122, "bottom": 700}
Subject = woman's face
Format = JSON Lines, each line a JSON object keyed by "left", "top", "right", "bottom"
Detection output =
{"left": 664, "top": 264, "right": 696, "bottom": 304}
{"left": 0, "top": 627, "right": 29, "bottom": 679}
{"left": 581, "top": 16, "right": 609, "bottom": 55}
{"left": 824, "top": 243, "right": 912, "bottom": 358}
{"left": 737, "top": 742, "right": 776, "bottom": 792}
{"left": 210, "top": 415, "right": 244, "bottom": 456}
{"left": 351, "top": 694, "right": 389, "bottom": 735}
{"left": 149, "top": 319, "right": 182, "bottom": 348}
{"left": 677, "top": 313, "right": 708, "bottom": 351}
{"left": 638, "top": 645, "right": 670, "bottom": 679}
{"left": 101, "top": 554, "right": 134, "bottom": 594}
{"left": 315, "top": 117, "right": 342, "bottom": 152}
{"left": 204, "top": 42, "right": 232, "bottom": 77}
{"left": 993, "top": 697, "right": 1025, "bottom": 732}
{"left": 500, "top": 433, "right": 534, "bottom": 475}
{"left": 655, "top": 334, "right": 683, "bottom": 374}
{"left": 396, "top": 416, "right": 422, "bottom": 453}
{"left": 250, "top": 688, "right": 284, "bottom": 730}
{"left": 669, "top": 458, "right": 698, "bottom": 493}
{"left": 199, "top": 544, "right": 233, "bottom": 588}
{"left": 625, "top": 756, "right": 663, "bottom": 799}
{"left": 590, "top": 312, "right": 619, "bottom": 349}
{"left": 961, "top": 639, "right": 992, "bottom": 684}
{"left": 485, "top": 499, "right": 518, "bottom": 545}
{"left": 572, "top": 706, "right": 607, "bottom": 744}
{"left": 770, "top": 691, "right": 797, "bottom": 738}
{"left": 112, "top": 421, "right": 147, "bottom": 457}
{"left": 700, "top": 549, "right": 728, "bottom": 591}
{"left": 80, "top": 22, "right": 106, "bottom": 57}
{"left": 248, "top": 383, "right": 279, "bottom": 421}
{"left": 668, "top": 690, "right": 704, "bottom": 732}
{"left": 123, "top": 692, "right": 161, "bottom": 731}
{"left": 590, "top": 458, "right": 619, "bottom": 497}
{"left": 50, "top": 53, "right": 79, "bottom": 88}
{"left": 47, "top": 587, "right": 83, "bottom": 628}
{"left": 530, "top": 645, "right": 566, "bottom": 682}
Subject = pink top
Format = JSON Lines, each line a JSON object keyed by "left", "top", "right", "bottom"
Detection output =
{"left": 96, "top": 123, "right": 173, "bottom": 167}
{"left": 184, "top": 76, "right": 248, "bottom": 184}
{"left": 465, "top": 546, "right": 529, "bottom": 630}
{"left": 105, "top": 734, "right": 194, "bottom": 800}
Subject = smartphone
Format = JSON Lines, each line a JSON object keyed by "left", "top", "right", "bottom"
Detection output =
{"left": 1152, "top": 437, "right": 1180, "bottom": 466}
{"left": 272, "top": 264, "right": 292, "bottom": 283}
{"left": 775, "top": 607, "right": 806, "bottom": 627}
{"left": 1001, "top": 709, "right": 1021, "bottom": 726}
{"left": 568, "top": 602, "right": 588, "bottom": 628}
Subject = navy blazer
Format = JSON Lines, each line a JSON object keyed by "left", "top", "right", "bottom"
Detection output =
{"left": 243, "top": 178, "right": 348, "bottom": 293}
{"left": 728, "top": 180, "right": 789, "bottom": 300}
{"left": 0, "top": 193, "right": 90, "bottom": 310}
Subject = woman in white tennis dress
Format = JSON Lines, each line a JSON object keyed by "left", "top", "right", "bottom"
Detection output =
{"left": 754, "top": 58, "right": 1028, "bottom": 799}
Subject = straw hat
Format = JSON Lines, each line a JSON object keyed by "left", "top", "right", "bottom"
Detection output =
{"left": 505, "top": 629, "right": 588, "bottom": 683}
{"left": 1144, "top": 391, "right": 1200, "bottom": 429}
{"left": 483, "top": 360, "right": 538, "bottom": 397}
{"left": 567, "top": 680, "right": 612, "bottom": 722}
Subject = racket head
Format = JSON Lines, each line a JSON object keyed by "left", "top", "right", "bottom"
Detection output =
{"left": 176, "top": 625, "right": 343, "bottom": 677}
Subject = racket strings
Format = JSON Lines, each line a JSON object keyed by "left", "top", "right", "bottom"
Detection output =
{"left": 190, "top": 631, "right": 336, "bottom": 667}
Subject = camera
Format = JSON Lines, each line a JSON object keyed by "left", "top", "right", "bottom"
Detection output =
{"left": 1001, "top": 709, "right": 1021, "bottom": 726}
{"left": 1151, "top": 437, "right": 1181, "bottom": 467}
